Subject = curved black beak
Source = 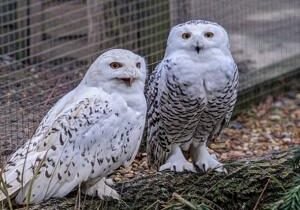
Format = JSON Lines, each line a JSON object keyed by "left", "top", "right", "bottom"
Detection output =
{"left": 120, "top": 77, "right": 135, "bottom": 86}
{"left": 195, "top": 46, "right": 201, "bottom": 54}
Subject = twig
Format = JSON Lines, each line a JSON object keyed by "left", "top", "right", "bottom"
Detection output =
{"left": 0, "top": 170, "right": 13, "bottom": 210}
{"left": 188, "top": 195, "right": 223, "bottom": 210}
{"left": 252, "top": 178, "right": 271, "bottom": 210}
{"left": 145, "top": 200, "right": 160, "bottom": 210}
{"left": 252, "top": 165, "right": 286, "bottom": 192}
{"left": 75, "top": 183, "right": 81, "bottom": 210}
{"left": 25, "top": 151, "right": 48, "bottom": 209}
{"left": 172, "top": 192, "right": 197, "bottom": 210}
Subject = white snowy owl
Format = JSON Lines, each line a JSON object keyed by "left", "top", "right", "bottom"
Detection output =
{"left": 0, "top": 49, "right": 147, "bottom": 204}
{"left": 146, "top": 20, "right": 239, "bottom": 173}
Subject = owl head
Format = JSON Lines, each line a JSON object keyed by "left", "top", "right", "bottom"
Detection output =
{"left": 81, "top": 49, "right": 147, "bottom": 92}
{"left": 165, "top": 20, "right": 230, "bottom": 57}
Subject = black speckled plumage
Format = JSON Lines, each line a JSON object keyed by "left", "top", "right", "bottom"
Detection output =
{"left": 147, "top": 59, "right": 238, "bottom": 169}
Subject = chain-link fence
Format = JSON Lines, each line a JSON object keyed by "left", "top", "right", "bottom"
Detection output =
{"left": 0, "top": 0, "right": 299, "bottom": 165}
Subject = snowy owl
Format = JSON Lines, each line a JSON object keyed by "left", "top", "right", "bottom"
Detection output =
{"left": 0, "top": 49, "right": 147, "bottom": 204}
{"left": 146, "top": 20, "right": 238, "bottom": 173}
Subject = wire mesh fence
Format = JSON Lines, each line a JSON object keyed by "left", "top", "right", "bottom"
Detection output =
{"left": 0, "top": 0, "right": 299, "bottom": 165}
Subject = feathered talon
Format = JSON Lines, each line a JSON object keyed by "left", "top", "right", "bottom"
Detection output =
{"left": 159, "top": 145, "right": 196, "bottom": 172}
{"left": 83, "top": 178, "right": 120, "bottom": 200}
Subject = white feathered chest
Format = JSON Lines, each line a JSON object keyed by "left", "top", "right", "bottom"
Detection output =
{"left": 169, "top": 54, "right": 237, "bottom": 100}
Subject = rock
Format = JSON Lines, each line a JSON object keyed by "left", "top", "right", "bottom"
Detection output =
{"left": 269, "top": 115, "right": 281, "bottom": 121}
{"left": 282, "top": 137, "right": 292, "bottom": 143}
{"left": 286, "top": 91, "right": 296, "bottom": 99}
{"left": 229, "top": 121, "right": 244, "bottom": 129}
{"left": 125, "top": 173, "right": 135, "bottom": 178}
{"left": 227, "top": 151, "right": 245, "bottom": 158}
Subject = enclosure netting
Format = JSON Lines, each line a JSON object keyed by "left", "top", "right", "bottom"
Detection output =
{"left": 0, "top": 0, "right": 299, "bottom": 165}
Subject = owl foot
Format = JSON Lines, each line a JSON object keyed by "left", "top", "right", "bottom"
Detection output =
{"left": 191, "top": 144, "right": 227, "bottom": 173}
{"left": 83, "top": 178, "right": 120, "bottom": 200}
{"left": 195, "top": 155, "right": 226, "bottom": 173}
{"left": 159, "top": 145, "right": 196, "bottom": 172}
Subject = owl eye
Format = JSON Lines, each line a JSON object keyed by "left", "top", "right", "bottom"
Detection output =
{"left": 182, "top": 32, "right": 191, "bottom": 40}
{"left": 136, "top": 62, "right": 141, "bottom": 68}
{"left": 110, "top": 62, "right": 123, "bottom": 69}
{"left": 204, "top": 32, "right": 214, "bottom": 38}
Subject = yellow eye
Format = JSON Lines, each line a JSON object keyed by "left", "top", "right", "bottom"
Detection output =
{"left": 204, "top": 32, "right": 214, "bottom": 38}
{"left": 182, "top": 32, "right": 191, "bottom": 40}
{"left": 136, "top": 62, "right": 141, "bottom": 68}
{"left": 110, "top": 62, "right": 122, "bottom": 69}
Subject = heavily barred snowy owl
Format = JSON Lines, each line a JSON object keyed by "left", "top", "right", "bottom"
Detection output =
{"left": 146, "top": 20, "right": 238, "bottom": 173}
{"left": 0, "top": 49, "right": 147, "bottom": 204}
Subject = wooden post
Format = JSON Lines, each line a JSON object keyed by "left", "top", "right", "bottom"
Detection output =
{"left": 169, "top": 0, "right": 192, "bottom": 26}
{"left": 87, "top": 0, "right": 141, "bottom": 63}
{"left": 16, "top": 0, "right": 29, "bottom": 60}
{"left": 29, "top": 0, "right": 43, "bottom": 64}
{"left": 135, "top": 0, "right": 170, "bottom": 68}
{"left": 87, "top": 0, "right": 107, "bottom": 63}
{"left": 117, "top": 0, "right": 139, "bottom": 51}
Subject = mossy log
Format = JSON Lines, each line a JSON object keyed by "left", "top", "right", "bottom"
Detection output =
{"left": 7, "top": 148, "right": 300, "bottom": 210}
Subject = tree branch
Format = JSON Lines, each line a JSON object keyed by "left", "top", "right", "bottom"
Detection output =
{"left": 8, "top": 148, "right": 299, "bottom": 210}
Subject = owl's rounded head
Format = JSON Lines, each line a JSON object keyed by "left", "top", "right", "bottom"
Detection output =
{"left": 82, "top": 49, "right": 147, "bottom": 91}
{"left": 165, "top": 20, "right": 230, "bottom": 57}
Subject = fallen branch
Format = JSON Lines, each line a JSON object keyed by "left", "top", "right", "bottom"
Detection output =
{"left": 5, "top": 148, "right": 300, "bottom": 210}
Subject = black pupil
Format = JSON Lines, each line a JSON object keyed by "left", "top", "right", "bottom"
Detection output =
{"left": 112, "top": 63, "right": 120, "bottom": 68}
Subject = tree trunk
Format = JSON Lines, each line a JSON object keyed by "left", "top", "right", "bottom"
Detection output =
{"left": 8, "top": 148, "right": 299, "bottom": 210}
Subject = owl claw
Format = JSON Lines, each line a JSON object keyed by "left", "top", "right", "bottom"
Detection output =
{"left": 104, "top": 178, "right": 115, "bottom": 186}
{"left": 83, "top": 178, "right": 120, "bottom": 200}
{"left": 159, "top": 145, "right": 196, "bottom": 172}
{"left": 159, "top": 160, "right": 196, "bottom": 172}
{"left": 211, "top": 153, "right": 218, "bottom": 160}
{"left": 192, "top": 145, "right": 227, "bottom": 173}
{"left": 195, "top": 156, "right": 227, "bottom": 173}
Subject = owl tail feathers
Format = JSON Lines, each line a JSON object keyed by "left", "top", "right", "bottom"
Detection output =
{"left": 0, "top": 152, "right": 46, "bottom": 204}
{"left": 147, "top": 140, "right": 170, "bottom": 170}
